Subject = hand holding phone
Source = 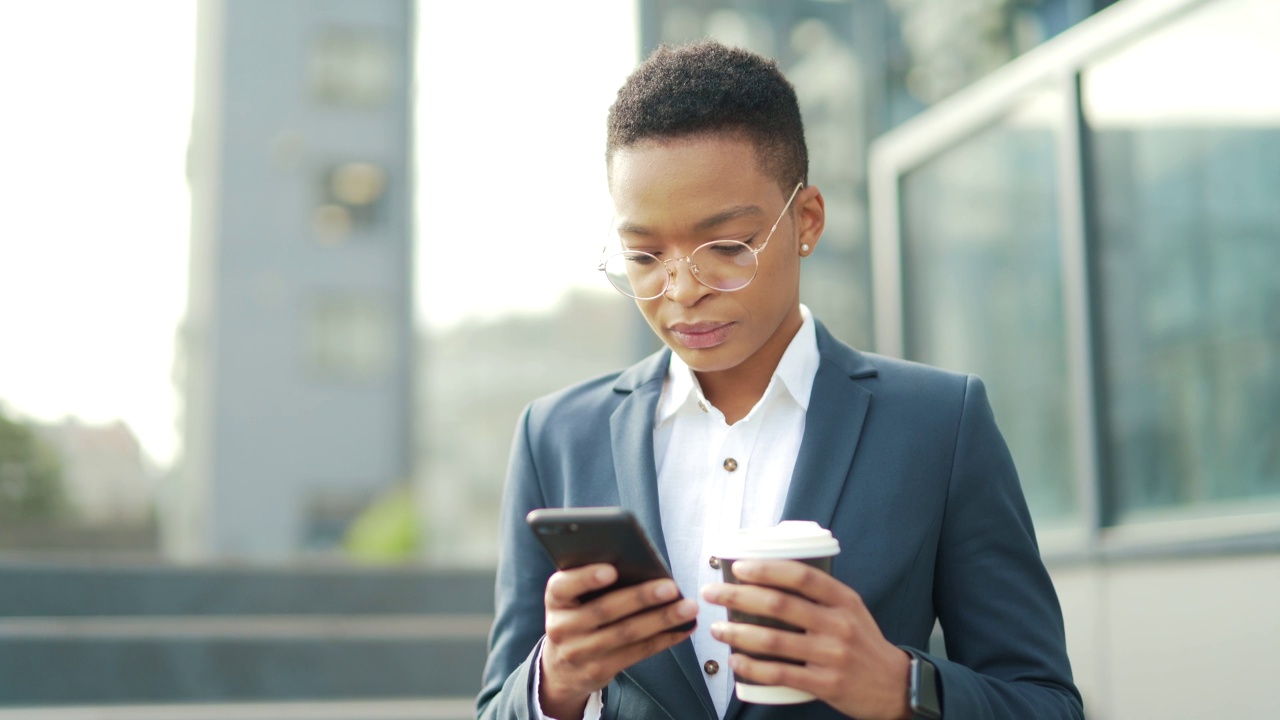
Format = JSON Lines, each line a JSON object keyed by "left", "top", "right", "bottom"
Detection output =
{"left": 527, "top": 507, "right": 695, "bottom": 631}
{"left": 529, "top": 507, "right": 699, "bottom": 719}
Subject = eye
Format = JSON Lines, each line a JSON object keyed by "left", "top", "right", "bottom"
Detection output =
{"left": 705, "top": 241, "right": 752, "bottom": 257}
{"left": 625, "top": 252, "right": 660, "bottom": 267}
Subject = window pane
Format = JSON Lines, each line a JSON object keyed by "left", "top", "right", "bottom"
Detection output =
{"left": 900, "top": 88, "right": 1079, "bottom": 525}
{"left": 304, "top": 293, "right": 395, "bottom": 382}
{"left": 308, "top": 30, "right": 393, "bottom": 108}
{"left": 1084, "top": 0, "right": 1280, "bottom": 522}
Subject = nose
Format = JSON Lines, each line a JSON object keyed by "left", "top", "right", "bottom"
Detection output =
{"left": 663, "top": 256, "right": 711, "bottom": 305}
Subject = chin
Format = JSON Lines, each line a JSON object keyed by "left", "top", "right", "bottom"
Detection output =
{"left": 669, "top": 343, "right": 745, "bottom": 374}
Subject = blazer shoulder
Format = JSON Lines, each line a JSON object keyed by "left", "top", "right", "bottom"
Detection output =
{"left": 525, "top": 369, "right": 622, "bottom": 425}
{"left": 858, "top": 351, "right": 968, "bottom": 384}
{"left": 813, "top": 320, "right": 977, "bottom": 408}
{"left": 852, "top": 350, "right": 986, "bottom": 415}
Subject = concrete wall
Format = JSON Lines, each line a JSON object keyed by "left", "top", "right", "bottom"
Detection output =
{"left": 1053, "top": 552, "right": 1280, "bottom": 718}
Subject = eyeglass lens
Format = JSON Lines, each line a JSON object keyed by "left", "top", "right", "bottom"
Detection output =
{"left": 602, "top": 240, "right": 758, "bottom": 299}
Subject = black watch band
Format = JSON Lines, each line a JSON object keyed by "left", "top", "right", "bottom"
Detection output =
{"left": 904, "top": 647, "right": 942, "bottom": 719}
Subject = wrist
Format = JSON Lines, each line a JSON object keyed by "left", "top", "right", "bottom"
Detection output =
{"left": 539, "top": 681, "right": 590, "bottom": 719}
{"left": 888, "top": 649, "right": 914, "bottom": 720}
{"left": 901, "top": 647, "right": 942, "bottom": 720}
{"left": 537, "top": 653, "right": 590, "bottom": 720}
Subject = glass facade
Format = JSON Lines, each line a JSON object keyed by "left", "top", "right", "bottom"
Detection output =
{"left": 879, "top": 0, "right": 1280, "bottom": 534}
{"left": 1083, "top": 0, "right": 1280, "bottom": 522}
{"left": 899, "top": 89, "right": 1080, "bottom": 525}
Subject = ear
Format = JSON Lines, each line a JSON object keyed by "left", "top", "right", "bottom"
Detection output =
{"left": 794, "top": 185, "right": 825, "bottom": 256}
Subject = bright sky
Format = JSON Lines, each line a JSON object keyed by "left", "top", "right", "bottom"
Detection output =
{"left": 0, "top": 1, "right": 637, "bottom": 468}
{"left": 417, "top": 2, "right": 636, "bottom": 323}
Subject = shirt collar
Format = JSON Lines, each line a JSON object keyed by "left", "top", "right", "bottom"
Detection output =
{"left": 657, "top": 305, "right": 819, "bottom": 425}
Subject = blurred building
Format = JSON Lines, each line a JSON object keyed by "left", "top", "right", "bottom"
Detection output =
{"left": 35, "top": 418, "right": 153, "bottom": 526}
{"left": 169, "top": 0, "right": 414, "bottom": 560}
{"left": 870, "top": 0, "right": 1280, "bottom": 716}
{"left": 418, "top": 289, "right": 638, "bottom": 565}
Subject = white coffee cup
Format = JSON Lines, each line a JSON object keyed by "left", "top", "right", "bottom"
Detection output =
{"left": 713, "top": 521, "right": 840, "bottom": 705}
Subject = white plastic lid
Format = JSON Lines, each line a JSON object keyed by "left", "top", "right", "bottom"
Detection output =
{"left": 713, "top": 521, "right": 839, "bottom": 560}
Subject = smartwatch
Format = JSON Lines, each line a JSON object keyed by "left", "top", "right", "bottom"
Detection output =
{"left": 904, "top": 647, "right": 942, "bottom": 719}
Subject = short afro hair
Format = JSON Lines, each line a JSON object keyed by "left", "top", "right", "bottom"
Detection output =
{"left": 607, "top": 40, "right": 808, "bottom": 192}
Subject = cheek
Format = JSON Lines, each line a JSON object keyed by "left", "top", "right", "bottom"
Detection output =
{"left": 635, "top": 299, "right": 665, "bottom": 328}
{"left": 741, "top": 266, "right": 798, "bottom": 315}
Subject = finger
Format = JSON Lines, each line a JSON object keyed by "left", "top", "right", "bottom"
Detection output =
{"left": 700, "top": 582, "right": 821, "bottom": 631}
{"left": 728, "top": 652, "right": 826, "bottom": 697}
{"left": 596, "top": 624, "right": 698, "bottom": 676}
{"left": 590, "top": 596, "right": 699, "bottom": 651}
{"left": 548, "top": 613, "right": 696, "bottom": 687}
{"left": 546, "top": 564, "right": 617, "bottom": 607}
{"left": 727, "top": 560, "right": 854, "bottom": 607}
{"left": 709, "top": 619, "right": 819, "bottom": 665}
{"left": 572, "top": 576, "right": 682, "bottom": 627}
{"left": 549, "top": 577, "right": 689, "bottom": 643}
{"left": 562, "top": 584, "right": 690, "bottom": 648}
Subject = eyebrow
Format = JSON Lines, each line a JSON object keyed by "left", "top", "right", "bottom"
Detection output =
{"left": 617, "top": 204, "right": 766, "bottom": 237}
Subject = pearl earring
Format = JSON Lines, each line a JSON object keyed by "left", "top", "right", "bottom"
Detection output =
{"left": 800, "top": 243, "right": 810, "bottom": 254}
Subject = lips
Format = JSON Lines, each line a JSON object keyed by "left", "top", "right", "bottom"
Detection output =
{"left": 668, "top": 321, "right": 734, "bottom": 350}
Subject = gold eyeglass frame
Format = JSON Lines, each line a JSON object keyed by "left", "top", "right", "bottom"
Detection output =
{"left": 598, "top": 182, "right": 805, "bottom": 300}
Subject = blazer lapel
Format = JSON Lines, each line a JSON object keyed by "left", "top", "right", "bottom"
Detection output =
{"left": 609, "top": 349, "right": 718, "bottom": 720}
{"left": 780, "top": 322, "right": 876, "bottom": 528}
{"left": 610, "top": 350, "right": 672, "bottom": 568}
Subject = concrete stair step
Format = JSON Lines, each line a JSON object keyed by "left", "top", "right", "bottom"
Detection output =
{"left": 0, "top": 565, "right": 496, "bottom": 708}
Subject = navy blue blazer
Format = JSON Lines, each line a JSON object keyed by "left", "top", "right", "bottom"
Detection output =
{"left": 478, "top": 322, "right": 1083, "bottom": 719}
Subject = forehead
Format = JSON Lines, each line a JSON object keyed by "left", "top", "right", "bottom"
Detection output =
{"left": 607, "top": 135, "right": 778, "bottom": 226}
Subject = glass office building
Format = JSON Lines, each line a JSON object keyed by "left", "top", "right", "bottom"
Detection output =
{"left": 870, "top": 0, "right": 1280, "bottom": 715}
{"left": 873, "top": 0, "right": 1279, "bottom": 536}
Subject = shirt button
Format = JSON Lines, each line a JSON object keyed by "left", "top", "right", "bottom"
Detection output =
{"left": 697, "top": 400, "right": 708, "bottom": 413}
{"left": 723, "top": 458, "right": 738, "bottom": 472}
{"left": 704, "top": 659, "right": 720, "bottom": 675}
{"left": 709, "top": 556, "right": 720, "bottom": 570}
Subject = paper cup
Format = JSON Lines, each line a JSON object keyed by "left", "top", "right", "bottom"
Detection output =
{"left": 713, "top": 521, "right": 840, "bottom": 705}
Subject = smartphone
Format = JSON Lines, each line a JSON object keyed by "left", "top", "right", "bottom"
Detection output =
{"left": 526, "top": 506, "right": 695, "bottom": 632}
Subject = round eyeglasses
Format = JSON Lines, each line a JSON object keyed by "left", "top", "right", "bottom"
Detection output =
{"left": 599, "top": 183, "right": 803, "bottom": 300}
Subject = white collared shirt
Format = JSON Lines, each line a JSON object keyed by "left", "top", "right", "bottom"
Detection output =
{"left": 535, "top": 306, "right": 819, "bottom": 720}
{"left": 654, "top": 305, "right": 818, "bottom": 718}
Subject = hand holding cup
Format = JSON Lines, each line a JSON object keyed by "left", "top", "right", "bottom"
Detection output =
{"left": 706, "top": 521, "right": 840, "bottom": 704}
{"left": 702, "top": 522, "right": 913, "bottom": 719}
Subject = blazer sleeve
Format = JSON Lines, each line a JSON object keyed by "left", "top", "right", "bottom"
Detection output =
{"left": 477, "top": 405, "right": 559, "bottom": 720}
{"left": 919, "top": 375, "right": 1085, "bottom": 719}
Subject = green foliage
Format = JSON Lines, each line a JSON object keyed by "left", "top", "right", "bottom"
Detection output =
{"left": 342, "top": 485, "right": 421, "bottom": 563}
{"left": 0, "top": 405, "right": 66, "bottom": 520}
